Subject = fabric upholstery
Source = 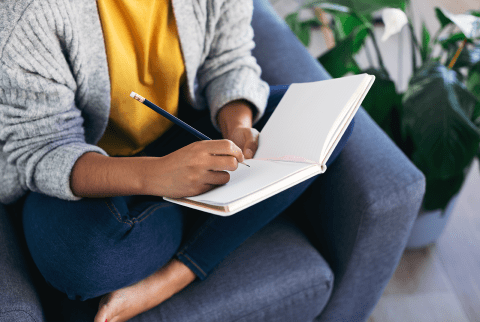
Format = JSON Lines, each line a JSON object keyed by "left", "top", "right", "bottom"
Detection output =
{"left": 0, "top": 204, "right": 44, "bottom": 322}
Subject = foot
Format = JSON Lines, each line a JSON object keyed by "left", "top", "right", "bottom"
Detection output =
{"left": 94, "top": 259, "right": 196, "bottom": 322}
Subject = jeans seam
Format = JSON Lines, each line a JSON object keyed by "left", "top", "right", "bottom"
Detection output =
{"left": 177, "top": 215, "right": 216, "bottom": 254}
{"left": 135, "top": 203, "right": 173, "bottom": 223}
{"left": 104, "top": 200, "right": 125, "bottom": 225}
{"left": 104, "top": 200, "right": 171, "bottom": 226}
{"left": 177, "top": 252, "right": 207, "bottom": 278}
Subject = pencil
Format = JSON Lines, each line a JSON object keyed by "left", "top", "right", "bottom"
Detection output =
{"left": 130, "top": 91, "right": 250, "bottom": 167}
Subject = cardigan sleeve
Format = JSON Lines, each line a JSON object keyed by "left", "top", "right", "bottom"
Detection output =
{"left": 196, "top": 0, "right": 270, "bottom": 132}
{"left": 0, "top": 3, "right": 109, "bottom": 202}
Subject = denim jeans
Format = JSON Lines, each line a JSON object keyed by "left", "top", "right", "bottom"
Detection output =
{"left": 21, "top": 85, "right": 354, "bottom": 301}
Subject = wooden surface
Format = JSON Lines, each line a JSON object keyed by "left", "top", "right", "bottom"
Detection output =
{"left": 268, "top": 0, "right": 480, "bottom": 320}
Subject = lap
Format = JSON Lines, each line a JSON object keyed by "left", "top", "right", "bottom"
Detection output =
{"left": 21, "top": 191, "right": 186, "bottom": 300}
{"left": 20, "top": 84, "right": 353, "bottom": 299}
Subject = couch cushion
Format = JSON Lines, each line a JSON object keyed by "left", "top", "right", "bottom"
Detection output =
{"left": 0, "top": 204, "right": 45, "bottom": 322}
{"left": 58, "top": 214, "right": 334, "bottom": 322}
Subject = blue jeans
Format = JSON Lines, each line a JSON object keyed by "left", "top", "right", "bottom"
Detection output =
{"left": 21, "top": 85, "right": 354, "bottom": 301}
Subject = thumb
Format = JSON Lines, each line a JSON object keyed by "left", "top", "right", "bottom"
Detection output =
{"left": 244, "top": 142, "right": 258, "bottom": 159}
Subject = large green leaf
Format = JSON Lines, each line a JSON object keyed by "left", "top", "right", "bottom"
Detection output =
{"left": 423, "top": 170, "right": 467, "bottom": 211}
{"left": 468, "top": 61, "right": 480, "bottom": 111}
{"left": 318, "top": 26, "right": 367, "bottom": 77}
{"left": 468, "top": 62, "right": 480, "bottom": 130}
{"left": 455, "top": 44, "right": 480, "bottom": 69}
{"left": 303, "top": 0, "right": 406, "bottom": 15}
{"left": 401, "top": 61, "right": 480, "bottom": 179}
{"left": 360, "top": 68, "right": 401, "bottom": 138}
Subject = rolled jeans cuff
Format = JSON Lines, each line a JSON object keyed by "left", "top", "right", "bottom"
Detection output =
{"left": 176, "top": 252, "right": 208, "bottom": 281}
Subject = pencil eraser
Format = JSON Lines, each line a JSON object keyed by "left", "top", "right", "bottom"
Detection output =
{"left": 130, "top": 92, "right": 136, "bottom": 98}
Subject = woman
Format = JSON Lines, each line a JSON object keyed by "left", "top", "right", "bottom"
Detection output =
{"left": 0, "top": 0, "right": 352, "bottom": 321}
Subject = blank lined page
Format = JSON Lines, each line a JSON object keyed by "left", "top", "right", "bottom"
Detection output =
{"left": 186, "top": 159, "right": 316, "bottom": 206}
{"left": 255, "top": 74, "right": 370, "bottom": 163}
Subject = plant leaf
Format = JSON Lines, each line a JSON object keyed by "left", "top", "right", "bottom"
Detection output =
{"left": 468, "top": 10, "right": 480, "bottom": 18}
{"left": 360, "top": 68, "right": 400, "bottom": 131}
{"left": 435, "top": 7, "right": 452, "bottom": 29}
{"left": 285, "top": 12, "right": 312, "bottom": 47}
{"left": 454, "top": 44, "right": 480, "bottom": 69}
{"left": 440, "top": 32, "right": 473, "bottom": 50}
{"left": 468, "top": 62, "right": 480, "bottom": 126}
{"left": 421, "top": 21, "right": 431, "bottom": 62}
{"left": 302, "top": 0, "right": 406, "bottom": 15}
{"left": 329, "top": 11, "right": 365, "bottom": 40}
{"left": 318, "top": 26, "right": 367, "bottom": 77}
{"left": 401, "top": 61, "right": 480, "bottom": 179}
{"left": 422, "top": 171, "right": 466, "bottom": 211}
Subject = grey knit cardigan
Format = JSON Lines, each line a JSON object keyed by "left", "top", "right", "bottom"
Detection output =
{"left": 0, "top": 0, "right": 269, "bottom": 205}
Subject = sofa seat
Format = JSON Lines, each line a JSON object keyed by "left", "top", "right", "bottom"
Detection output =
{"left": 1, "top": 204, "right": 334, "bottom": 322}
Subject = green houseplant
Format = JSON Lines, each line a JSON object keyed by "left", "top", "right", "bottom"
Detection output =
{"left": 286, "top": 0, "right": 480, "bottom": 214}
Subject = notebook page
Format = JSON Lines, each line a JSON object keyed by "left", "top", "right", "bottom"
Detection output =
{"left": 185, "top": 159, "right": 316, "bottom": 206}
{"left": 255, "top": 74, "right": 370, "bottom": 163}
{"left": 320, "top": 75, "right": 375, "bottom": 161}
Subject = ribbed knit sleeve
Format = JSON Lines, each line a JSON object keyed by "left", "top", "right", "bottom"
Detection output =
{"left": 196, "top": 0, "right": 270, "bottom": 132}
{"left": 0, "top": 1, "right": 108, "bottom": 203}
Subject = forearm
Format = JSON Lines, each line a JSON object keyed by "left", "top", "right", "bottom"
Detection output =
{"left": 70, "top": 152, "right": 146, "bottom": 198}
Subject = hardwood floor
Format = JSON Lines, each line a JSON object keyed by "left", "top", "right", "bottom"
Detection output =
{"left": 268, "top": 0, "right": 480, "bottom": 320}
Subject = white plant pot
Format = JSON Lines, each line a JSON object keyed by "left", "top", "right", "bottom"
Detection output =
{"left": 406, "top": 193, "right": 460, "bottom": 249}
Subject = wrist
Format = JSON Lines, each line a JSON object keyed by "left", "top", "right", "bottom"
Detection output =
{"left": 217, "top": 100, "right": 254, "bottom": 138}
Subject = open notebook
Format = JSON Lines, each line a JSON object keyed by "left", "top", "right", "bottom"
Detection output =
{"left": 164, "top": 74, "right": 375, "bottom": 216}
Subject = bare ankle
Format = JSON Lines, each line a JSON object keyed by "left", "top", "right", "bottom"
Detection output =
{"left": 167, "top": 258, "right": 197, "bottom": 283}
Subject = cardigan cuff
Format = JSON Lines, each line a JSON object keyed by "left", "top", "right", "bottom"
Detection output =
{"left": 206, "top": 68, "right": 270, "bottom": 133}
{"left": 32, "top": 143, "right": 109, "bottom": 201}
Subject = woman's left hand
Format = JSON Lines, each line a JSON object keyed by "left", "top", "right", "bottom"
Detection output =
{"left": 224, "top": 126, "right": 259, "bottom": 159}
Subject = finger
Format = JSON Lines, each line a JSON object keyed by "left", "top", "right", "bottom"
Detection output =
{"left": 208, "top": 155, "right": 239, "bottom": 171}
{"left": 205, "top": 170, "right": 231, "bottom": 185}
{"left": 244, "top": 130, "right": 259, "bottom": 159}
{"left": 209, "top": 139, "right": 244, "bottom": 163}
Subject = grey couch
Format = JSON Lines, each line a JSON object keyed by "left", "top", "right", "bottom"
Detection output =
{"left": 0, "top": 0, "right": 426, "bottom": 321}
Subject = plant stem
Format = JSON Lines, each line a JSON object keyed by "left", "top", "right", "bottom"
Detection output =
{"left": 408, "top": 22, "right": 418, "bottom": 73}
{"left": 365, "top": 39, "right": 374, "bottom": 67}
{"left": 368, "top": 28, "right": 389, "bottom": 76}
{"left": 398, "top": 30, "right": 403, "bottom": 90}
{"left": 448, "top": 38, "right": 468, "bottom": 69}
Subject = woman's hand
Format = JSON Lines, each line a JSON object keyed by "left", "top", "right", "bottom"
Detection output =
{"left": 216, "top": 99, "right": 259, "bottom": 159}
{"left": 139, "top": 140, "right": 245, "bottom": 199}
{"left": 225, "top": 126, "right": 259, "bottom": 159}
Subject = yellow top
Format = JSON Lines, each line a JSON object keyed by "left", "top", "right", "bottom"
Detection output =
{"left": 96, "top": 0, "right": 186, "bottom": 156}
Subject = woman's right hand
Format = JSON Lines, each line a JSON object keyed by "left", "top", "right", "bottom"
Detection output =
{"left": 140, "top": 139, "right": 245, "bottom": 199}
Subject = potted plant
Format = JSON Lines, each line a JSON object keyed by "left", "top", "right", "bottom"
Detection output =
{"left": 285, "top": 0, "right": 480, "bottom": 247}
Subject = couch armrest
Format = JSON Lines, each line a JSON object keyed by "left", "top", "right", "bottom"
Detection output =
{"left": 299, "top": 107, "right": 425, "bottom": 322}
{"left": 251, "top": 0, "right": 426, "bottom": 321}
{"left": 0, "top": 204, "right": 45, "bottom": 322}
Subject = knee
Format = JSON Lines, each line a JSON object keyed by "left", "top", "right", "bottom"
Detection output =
{"left": 22, "top": 193, "right": 184, "bottom": 300}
